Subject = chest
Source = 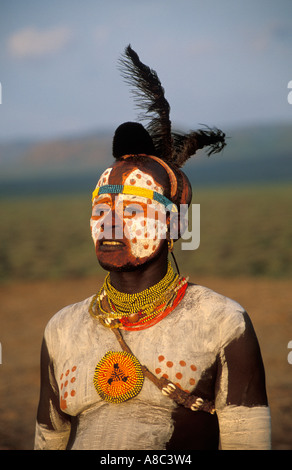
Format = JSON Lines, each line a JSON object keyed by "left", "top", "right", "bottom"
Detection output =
{"left": 53, "top": 304, "right": 218, "bottom": 416}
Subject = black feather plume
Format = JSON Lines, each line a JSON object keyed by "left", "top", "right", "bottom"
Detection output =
{"left": 119, "top": 45, "right": 173, "bottom": 161}
{"left": 118, "top": 45, "right": 226, "bottom": 168}
{"left": 172, "top": 126, "right": 226, "bottom": 166}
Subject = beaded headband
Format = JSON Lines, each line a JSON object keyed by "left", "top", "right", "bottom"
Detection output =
{"left": 92, "top": 184, "right": 178, "bottom": 213}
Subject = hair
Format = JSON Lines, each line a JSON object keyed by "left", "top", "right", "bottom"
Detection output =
{"left": 112, "top": 122, "right": 156, "bottom": 158}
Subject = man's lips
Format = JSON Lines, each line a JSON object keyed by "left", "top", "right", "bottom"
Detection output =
{"left": 98, "top": 240, "right": 126, "bottom": 250}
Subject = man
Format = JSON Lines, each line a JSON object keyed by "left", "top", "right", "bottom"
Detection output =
{"left": 34, "top": 46, "right": 271, "bottom": 450}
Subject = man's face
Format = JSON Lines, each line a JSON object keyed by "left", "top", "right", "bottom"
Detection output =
{"left": 90, "top": 163, "right": 170, "bottom": 271}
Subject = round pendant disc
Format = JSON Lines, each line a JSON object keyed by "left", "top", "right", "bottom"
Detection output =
{"left": 93, "top": 351, "right": 144, "bottom": 403}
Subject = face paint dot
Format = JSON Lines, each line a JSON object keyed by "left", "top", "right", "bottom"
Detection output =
{"left": 190, "top": 365, "right": 197, "bottom": 371}
{"left": 158, "top": 355, "right": 165, "bottom": 362}
{"left": 162, "top": 374, "right": 169, "bottom": 379}
{"left": 176, "top": 372, "right": 183, "bottom": 380}
{"left": 179, "top": 361, "right": 186, "bottom": 367}
{"left": 146, "top": 180, "right": 152, "bottom": 185}
{"left": 132, "top": 237, "right": 137, "bottom": 244}
{"left": 71, "top": 377, "right": 76, "bottom": 383}
{"left": 189, "top": 378, "right": 196, "bottom": 385}
{"left": 65, "top": 370, "right": 70, "bottom": 376}
{"left": 166, "top": 361, "right": 173, "bottom": 368}
{"left": 130, "top": 179, "right": 136, "bottom": 185}
{"left": 155, "top": 368, "right": 161, "bottom": 374}
{"left": 140, "top": 220, "right": 146, "bottom": 226}
{"left": 60, "top": 374, "right": 63, "bottom": 380}
{"left": 71, "top": 390, "right": 76, "bottom": 397}
{"left": 64, "top": 392, "right": 68, "bottom": 398}
{"left": 64, "top": 380, "right": 68, "bottom": 387}
{"left": 137, "top": 173, "right": 142, "bottom": 179}
{"left": 143, "top": 244, "right": 149, "bottom": 250}
{"left": 175, "top": 383, "right": 182, "bottom": 389}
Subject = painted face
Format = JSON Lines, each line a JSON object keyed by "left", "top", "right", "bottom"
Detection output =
{"left": 90, "top": 165, "right": 169, "bottom": 271}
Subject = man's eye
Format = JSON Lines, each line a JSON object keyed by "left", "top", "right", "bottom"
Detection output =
{"left": 123, "top": 204, "right": 144, "bottom": 218}
{"left": 92, "top": 205, "right": 110, "bottom": 218}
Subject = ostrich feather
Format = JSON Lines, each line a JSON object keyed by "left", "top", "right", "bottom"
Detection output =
{"left": 118, "top": 45, "right": 226, "bottom": 168}
{"left": 172, "top": 126, "right": 226, "bottom": 167}
{"left": 119, "top": 45, "right": 173, "bottom": 161}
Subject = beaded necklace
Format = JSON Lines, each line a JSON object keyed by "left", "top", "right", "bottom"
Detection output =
{"left": 101, "top": 261, "right": 177, "bottom": 317}
{"left": 89, "top": 261, "right": 189, "bottom": 330}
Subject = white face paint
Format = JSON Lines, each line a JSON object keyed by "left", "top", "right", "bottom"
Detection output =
{"left": 96, "top": 167, "right": 113, "bottom": 187}
{"left": 90, "top": 168, "right": 168, "bottom": 265}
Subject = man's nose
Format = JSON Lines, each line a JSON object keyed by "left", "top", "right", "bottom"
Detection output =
{"left": 101, "top": 207, "right": 123, "bottom": 239}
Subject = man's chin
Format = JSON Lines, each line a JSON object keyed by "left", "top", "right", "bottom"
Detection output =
{"left": 97, "top": 259, "right": 144, "bottom": 272}
{"left": 95, "top": 240, "right": 166, "bottom": 273}
{"left": 96, "top": 250, "right": 142, "bottom": 272}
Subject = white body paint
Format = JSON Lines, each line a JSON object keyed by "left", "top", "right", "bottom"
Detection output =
{"left": 34, "top": 284, "right": 271, "bottom": 450}
{"left": 217, "top": 405, "right": 271, "bottom": 450}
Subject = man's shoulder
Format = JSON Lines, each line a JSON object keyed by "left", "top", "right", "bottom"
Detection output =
{"left": 44, "top": 295, "right": 95, "bottom": 337}
{"left": 186, "top": 283, "right": 245, "bottom": 313}
{"left": 185, "top": 283, "right": 247, "bottom": 344}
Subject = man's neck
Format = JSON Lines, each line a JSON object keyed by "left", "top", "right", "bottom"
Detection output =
{"left": 108, "top": 248, "right": 169, "bottom": 294}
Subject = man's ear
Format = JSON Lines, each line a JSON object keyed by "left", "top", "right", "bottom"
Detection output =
{"left": 167, "top": 211, "right": 179, "bottom": 241}
{"left": 168, "top": 207, "right": 190, "bottom": 242}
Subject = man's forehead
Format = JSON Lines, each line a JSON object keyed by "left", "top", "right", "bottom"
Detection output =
{"left": 93, "top": 164, "right": 177, "bottom": 213}
{"left": 93, "top": 192, "right": 163, "bottom": 209}
{"left": 96, "top": 165, "right": 164, "bottom": 193}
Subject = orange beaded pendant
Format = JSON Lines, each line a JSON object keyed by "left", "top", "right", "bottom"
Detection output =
{"left": 93, "top": 351, "right": 144, "bottom": 403}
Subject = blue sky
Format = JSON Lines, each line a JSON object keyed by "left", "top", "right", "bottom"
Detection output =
{"left": 0, "top": 0, "right": 292, "bottom": 141}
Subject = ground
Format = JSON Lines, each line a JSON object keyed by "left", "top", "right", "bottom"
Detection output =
{"left": 0, "top": 275, "right": 291, "bottom": 450}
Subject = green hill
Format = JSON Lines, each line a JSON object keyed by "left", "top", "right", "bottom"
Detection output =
{"left": 0, "top": 122, "right": 291, "bottom": 197}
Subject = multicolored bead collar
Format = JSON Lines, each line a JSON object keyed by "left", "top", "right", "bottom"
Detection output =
{"left": 89, "top": 262, "right": 189, "bottom": 331}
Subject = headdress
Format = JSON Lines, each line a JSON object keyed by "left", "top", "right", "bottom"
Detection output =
{"left": 111, "top": 44, "right": 226, "bottom": 207}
